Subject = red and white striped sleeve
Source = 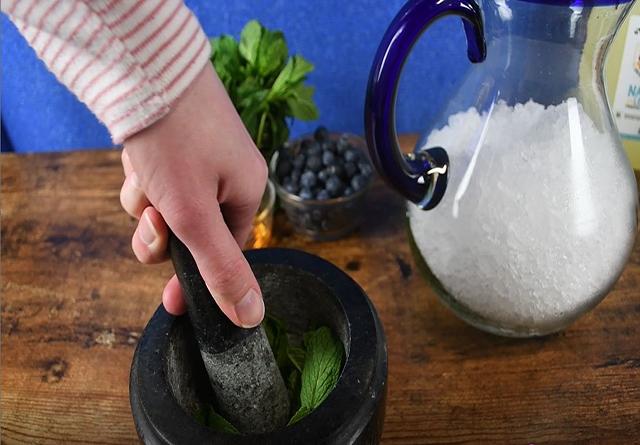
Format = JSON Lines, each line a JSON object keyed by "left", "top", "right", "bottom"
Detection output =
{"left": 2, "top": 0, "right": 211, "bottom": 143}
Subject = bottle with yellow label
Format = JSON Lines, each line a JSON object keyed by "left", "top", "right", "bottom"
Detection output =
{"left": 606, "top": 1, "right": 640, "bottom": 172}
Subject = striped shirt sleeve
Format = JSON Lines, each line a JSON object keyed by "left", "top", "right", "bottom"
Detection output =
{"left": 2, "top": 0, "right": 212, "bottom": 143}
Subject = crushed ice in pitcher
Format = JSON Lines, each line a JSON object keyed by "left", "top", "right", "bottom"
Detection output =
{"left": 409, "top": 99, "right": 638, "bottom": 333}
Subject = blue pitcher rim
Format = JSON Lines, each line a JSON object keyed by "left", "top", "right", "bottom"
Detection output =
{"left": 515, "top": 0, "right": 633, "bottom": 6}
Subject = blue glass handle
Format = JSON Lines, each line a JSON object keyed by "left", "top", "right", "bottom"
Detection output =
{"left": 365, "top": 0, "right": 486, "bottom": 209}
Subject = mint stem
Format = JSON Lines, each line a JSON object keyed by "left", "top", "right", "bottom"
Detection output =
{"left": 256, "top": 110, "right": 268, "bottom": 150}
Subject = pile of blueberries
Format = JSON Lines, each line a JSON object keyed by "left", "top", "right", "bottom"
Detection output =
{"left": 276, "top": 126, "right": 373, "bottom": 200}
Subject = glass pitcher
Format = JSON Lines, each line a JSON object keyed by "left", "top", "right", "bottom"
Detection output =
{"left": 365, "top": 0, "right": 638, "bottom": 337}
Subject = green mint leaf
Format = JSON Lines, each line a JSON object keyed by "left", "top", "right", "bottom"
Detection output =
{"left": 288, "top": 368, "right": 301, "bottom": 395}
{"left": 236, "top": 76, "right": 261, "bottom": 96}
{"left": 299, "top": 327, "right": 343, "bottom": 410}
{"left": 240, "top": 107, "right": 261, "bottom": 141}
{"left": 210, "top": 35, "right": 241, "bottom": 70}
{"left": 194, "top": 406, "right": 208, "bottom": 425}
{"left": 210, "top": 35, "right": 241, "bottom": 92}
{"left": 237, "top": 78, "right": 269, "bottom": 113}
{"left": 286, "top": 97, "right": 318, "bottom": 121}
{"left": 239, "top": 20, "right": 262, "bottom": 65}
{"left": 270, "top": 57, "right": 295, "bottom": 96}
{"left": 287, "top": 368, "right": 302, "bottom": 413}
{"left": 262, "top": 315, "right": 289, "bottom": 371}
{"left": 257, "top": 30, "right": 288, "bottom": 77}
{"left": 270, "top": 56, "right": 315, "bottom": 99}
{"left": 195, "top": 405, "right": 239, "bottom": 434}
{"left": 263, "top": 315, "right": 277, "bottom": 346}
{"left": 288, "top": 55, "right": 314, "bottom": 84}
{"left": 287, "top": 346, "right": 306, "bottom": 373}
{"left": 288, "top": 405, "right": 312, "bottom": 426}
{"left": 238, "top": 90, "right": 268, "bottom": 111}
{"left": 286, "top": 84, "right": 319, "bottom": 121}
{"left": 268, "top": 113, "right": 290, "bottom": 152}
{"left": 208, "top": 407, "right": 240, "bottom": 434}
{"left": 209, "top": 36, "right": 222, "bottom": 56}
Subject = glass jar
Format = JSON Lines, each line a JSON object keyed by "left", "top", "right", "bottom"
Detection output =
{"left": 365, "top": 0, "right": 639, "bottom": 336}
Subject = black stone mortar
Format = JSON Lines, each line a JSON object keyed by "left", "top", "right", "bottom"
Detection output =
{"left": 130, "top": 248, "right": 388, "bottom": 444}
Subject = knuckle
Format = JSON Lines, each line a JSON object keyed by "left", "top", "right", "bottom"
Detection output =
{"left": 163, "top": 205, "right": 191, "bottom": 236}
{"left": 253, "top": 155, "right": 269, "bottom": 185}
{"left": 120, "top": 182, "right": 135, "bottom": 215}
{"left": 244, "top": 156, "right": 268, "bottom": 203}
{"left": 159, "top": 193, "right": 207, "bottom": 239}
{"left": 209, "top": 256, "right": 248, "bottom": 302}
{"left": 120, "top": 177, "right": 146, "bottom": 218}
{"left": 119, "top": 184, "right": 128, "bottom": 209}
{"left": 139, "top": 162, "right": 162, "bottom": 202}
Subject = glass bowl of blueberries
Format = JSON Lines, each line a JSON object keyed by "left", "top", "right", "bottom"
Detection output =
{"left": 270, "top": 126, "right": 374, "bottom": 240}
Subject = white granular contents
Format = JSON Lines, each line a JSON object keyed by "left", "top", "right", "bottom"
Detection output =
{"left": 409, "top": 99, "right": 638, "bottom": 333}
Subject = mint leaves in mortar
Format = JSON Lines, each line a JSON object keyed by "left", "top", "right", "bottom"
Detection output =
{"left": 288, "top": 326, "right": 343, "bottom": 425}
{"left": 195, "top": 316, "right": 344, "bottom": 432}
{"left": 194, "top": 404, "right": 239, "bottom": 434}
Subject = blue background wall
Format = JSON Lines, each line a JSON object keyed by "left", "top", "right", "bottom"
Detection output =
{"left": 1, "top": 1, "right": 470, "bottom": 153}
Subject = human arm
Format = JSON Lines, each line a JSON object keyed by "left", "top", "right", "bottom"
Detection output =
{"left": 2, "top": 0, "right": 267, "bottom": 327}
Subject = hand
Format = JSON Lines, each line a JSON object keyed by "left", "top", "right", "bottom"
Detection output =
{"left": 119, "top": 64, "right": 268, "bottom": 328}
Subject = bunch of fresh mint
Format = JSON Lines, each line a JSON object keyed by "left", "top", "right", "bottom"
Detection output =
{"left": 210, "top": 20, "right": 319, "bottom": 158}
{"left": 195, "top": 317, "right": 344, "bottom": 433}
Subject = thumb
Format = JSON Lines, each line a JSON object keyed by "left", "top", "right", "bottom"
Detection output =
{"left": 161, "top": 197, "right": 264, "bottom": 328}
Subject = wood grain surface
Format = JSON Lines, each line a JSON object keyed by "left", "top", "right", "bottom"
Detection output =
{"left": 2, "top": 137, "right": 639, "bottom": 444}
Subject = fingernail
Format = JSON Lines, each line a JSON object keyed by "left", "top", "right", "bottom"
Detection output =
{"left": 234, "top": 289, "right": 264, "bottom": 328}
{"left": 139, "top": 213, "right": 157, "bottom": 246}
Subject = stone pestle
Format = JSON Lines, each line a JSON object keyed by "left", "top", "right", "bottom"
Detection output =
{"left": 168, "top": 232, "right": 290, "bottom": 433}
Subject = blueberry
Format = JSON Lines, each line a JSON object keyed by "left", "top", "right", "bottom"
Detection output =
{"left": 351, "top": 174, "right": 369, "bottom": 192}
{"left": 344, "top": 161, "right": 357, "bottom": 178}
{"left": 302, "top": 138, "right": 322, "bottom": 154}
{"left": 344, "top": 149, "right": 360, "bottom": 163}
{"left": 316, "top": 189, "right": 331, "bottom": 200}
{"left": 300, "top": 171, "right": 317, "bottom": 188}
{"left": 306, "top": 155, "right": 323, "bottom": 172}
{"left": 322, "top": 151, "right": 336, "bottom": 167}
{"left": 344, "top": 186, "right": 354, "bottom": 196}
{"left": 336, "top": 136, "right": 350, "bottom": 154}
{"left": 276, "top": 159, "right": 292, "bottom": 179}
{"left": 285, "top": 182, "right": 299, "bottom": 195}
{"left": 327, "top": 164, "right": 346, "bottom": 180}
{"left": 358, "top": 161, "right": 373, "bottom": 177}
{"left": 301, "top": 139, "right": 314, "bottom": 151}
{"left": 325, "top": 175, "right": 345, "bottom": 197}
{"left": 278, "top": 150, "right": 291, "bottom": 162}
{"left": 290, "top": 169, "right": 302, "bottom": 183}
{"left": 299, "top": 188, "right": 314, "bottom": 200}
{"left": 321, "top": 140, "right": 335, "bottom": 152}
{"left": 309, "top": 145, "right": 322, "bottom": 157}
{"left": 314, "top": 126, "right": 329, "bottom": 142}
{"left": 318, "top": 169, "right": 330, "bottom": 183}
{"left": 293, "top": 154, "right": 306, "bottom": 169}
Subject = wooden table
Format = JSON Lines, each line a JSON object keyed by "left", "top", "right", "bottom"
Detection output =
{"left": 2, "top": 138, "right": 639, "bottom": 444}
